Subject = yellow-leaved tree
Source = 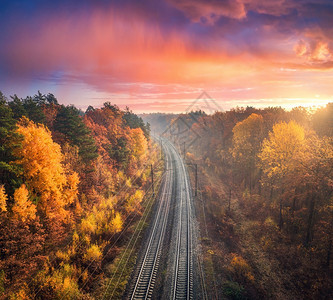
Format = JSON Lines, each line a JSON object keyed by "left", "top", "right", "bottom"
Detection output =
{"left": 131, "top": 128, "right": 148, "bottom": 161}
{"left": 231, "top": 113, "right": 264, "bottom": 191}
{"left": 127, "top": 128, "right": 148, "bottom": 175}
{"left": 111, "top": 212, "right": 123, "bottom": 233}
{"left": 259, "top": 121, "right": 306, "bottom": 229}
{"left": 0, "top": 185, "right": 7, "bottom": 213}
{"left": 12, "top": 184, "right": 36, "bottom": 222}
{"left": 259, "top": 121, "right": 305, "bottom": 184}
{"left": 13, "top": 117, "right": 79, "bottom": 224}
{"left": 125, "top": 190, "right": 144, "bottom": 213}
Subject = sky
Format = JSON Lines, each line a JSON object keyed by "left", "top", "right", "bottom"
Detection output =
{"left": 0, "top": 0, "right": 333, "bottom": 113}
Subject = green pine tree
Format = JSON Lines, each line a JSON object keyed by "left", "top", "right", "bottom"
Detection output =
{"left": 54, "top": 105, "right": 98, "bottom": 164}
{"left": 0, "top": 92, "right": 22, "bottom": 196}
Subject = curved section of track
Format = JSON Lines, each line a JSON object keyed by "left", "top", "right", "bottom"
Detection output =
{"left": 127, "top": 142, "right": 173, "bottom": 300}
{"left": 126, "top": 138, "right": 195, "bottom": 300}
{"left": 166, "top": 140, "right": 193, "bottom": 300}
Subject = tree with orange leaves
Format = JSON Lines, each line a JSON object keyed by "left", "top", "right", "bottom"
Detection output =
{"left": 0, "top": 184, "right": 45, "bottom": 294}
{"left": 0, "top": 185, "right": 7, "bottom": 213}
{"left": 12, "top": 184, "right": 36, "bottom": 222}
{"left": 14, "top": 117, "right": 79, "bottom": 218}
{"left": 13, "top": 117, "right": 79, "bottom": 245}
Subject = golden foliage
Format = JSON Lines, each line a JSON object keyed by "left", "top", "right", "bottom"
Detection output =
{"left": 230, "top": 254, "right": 255, "bottom": 283}
{"left": 299, "top": 134, "right": 333, "bottom": 187}
{"left": 1, "top": 100, "right": 152, "bottom": 298}
{"left": 130, "top": 128, "right": 148, "bottom": 161}
{"left": 55, "top": 250, "right": 71, "bottom": 264}
{"left": 12, "top": 184, "right": 36, "bottom": 222}
{"left": 259, "top": 121, "right": 305, "bottom": 181}
{"left": 116, "top": 171, "right": 132, "bottom": 189}
{"left": 14, "top": 117, "right": 78, "bottom": 220}
{"left": 72, "top": 231, "right": 80, "bottom": 246}
{"left": 45, "top": 265, "right": 81, "bottom": 299}
{"left": 80, "top": 214, "right": 97, "bottom": 235}
{"left": 232, "top": 113, "right": 264, "bottom": 160}
{"left": 126, "top": 190, "right": 144, "bottom": 213}
{"left": 84, "top": 244, "right": 102, "bottom": 263}
{"left": 62, "top": 277, "right": 79, "bottom": 297}
{"left": 80, "top": 204, "right": 124, "bottom": 236}
{"left": 0, "top": 185, "right": 7, "bottom": 212}
{"left": 111, "top": 212, "right": 123, "bottom": 233}
{"left": 233, "top": 113, "right": 264, "bottom": 142}
{"left": 9, "top": 285, "right": 30, "bottom": 300}
{"left": 64, "top": 172, "right": 80, "bottom": 204}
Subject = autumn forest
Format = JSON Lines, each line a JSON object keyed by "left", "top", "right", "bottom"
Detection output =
{"left": 0, "top": 88, "right": 333, "bottom": 299}
{"left": 0, "top": 88, "right": 331, "bottom": 299}
{"left": 2, "top": 0, "right": 333, "bottom": 299}
{"left": 144, "top": 103, "right": 333, "bottom": 299}
{"left": 0, "top": 91, "right": 158, "bottom": 298}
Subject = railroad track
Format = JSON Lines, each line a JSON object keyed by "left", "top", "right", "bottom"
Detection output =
{"left": 169, "top": 140, "right": 193, "bottom": 300}
{"left": 126, "top": 138, "right": 193, "bottom": 300}
{"left": 126, "top": 141, "right": 173, "bottom": 299}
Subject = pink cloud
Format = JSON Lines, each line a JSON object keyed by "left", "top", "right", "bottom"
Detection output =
{"left": 2, "top": 1, "right": 333, "bottom": 112}
{"left": 293, "top": 25, "right": 333, "bottom": 66}
{"left": 5, "top": 7, "right": 254, "bottom": 92}
{"left": 166, "top": 0, "right": 300, "bottom": 24}
{"left": 167, "top": 0, "right": 246, "bottom": 23}
{"left": 243, "top": 0, "right": 295, "bottom": 16}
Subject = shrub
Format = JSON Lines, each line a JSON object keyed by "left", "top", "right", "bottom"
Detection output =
{"left": 84, "top": 244, "right": 102, "bottom": 263}
{"left": 80, "top": 214, "right": 96, "bottom": 235}
{"left": 230, "top": 254, "right": 255, "bottom": 283}
{"left": 62, "top": 277, "right": 80, "bottom": 299}
{"left": 111, "top": 212, "right": 123, "bottom": 233}
{"left": 222, "top": 281, "right": 246, "bottom": 300}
